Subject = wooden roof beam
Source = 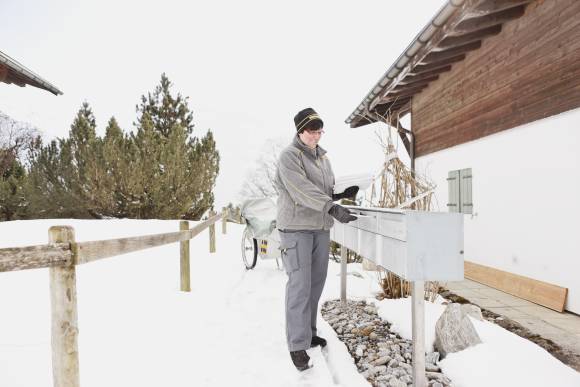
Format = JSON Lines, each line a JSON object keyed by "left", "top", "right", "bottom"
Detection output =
{"left": 395, "top": 75, "right": 439, "bottom": 89}
{"left": 411, "top": 56, "right": 465, "bottom": 75}
{"left": 420, "top": 41, "right": 481, "bottom": 65}
{"left": 9, "top": 72, "right": 39, "bottom": 88}
{"left": 467, "top": 0, "right": 533, "bottom": 16}
{"left": 437, "top": 24, "right": 502, "bottom": 50}
{"left": 7, "top": 75, "right": 26, "bottom": 87}
{"left": 0, "top": 64, "right": 7, "bottom": 83}
{"left": 401, "top": 67, "right": 451, "bottom": 83}
{"left": 452, "top": 5, "right": 526, "bottom": 35}
{"left": 373, "top": 98, "right": 410, "bottom": 115}
{"left": 380, "top": 85, "right": 428, "bottom": 102}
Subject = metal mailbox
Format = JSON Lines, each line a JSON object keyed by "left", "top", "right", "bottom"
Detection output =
{"left": 331, "top": 206, "right": 464, "bottom": 281}
{"left": 331, "top": 205, "right": 464, "bottom": 387}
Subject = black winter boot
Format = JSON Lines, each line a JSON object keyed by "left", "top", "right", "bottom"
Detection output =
{"left": 290, "top": 350, "right": 312, "bottom": 371}
{"left": 311, "top": 335, "right": 327, "bottom": 348}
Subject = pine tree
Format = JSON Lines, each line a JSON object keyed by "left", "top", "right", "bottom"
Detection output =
{"left": 102, "top": 117, "right": 134, "bottom": 218}
{"left": 0, "top": 158, "right": 27, "bottom": 220}
{"left": 25, "top": 138, "right": 72, "bottom": 218}
{"left": 24, "top": 77, "right": 219, "bottom": 220}
{"left": 27, "top": 102, "right": 101, "bottom": 218}
{"left": 59, "top": 102, "right": 101, "bottom": 217}
{"left": 184, "top": 130, "right": 219, "bottom": 219}
{"left": 136, "top": 73, "right": 194, "bottom": 137}
{"left": 133, "top": 74, "right": 220, "bottom": 219}
{"left": 131, "top": 112, "right": 163, "bottom": 218}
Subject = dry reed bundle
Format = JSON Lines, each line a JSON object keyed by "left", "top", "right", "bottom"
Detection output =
{"left": 368, "top": 122, "right": 439, "bottom": 302}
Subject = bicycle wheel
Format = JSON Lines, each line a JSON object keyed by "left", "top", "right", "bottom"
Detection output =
{"left": 241, "top": 227, "right": 258, "bottom": 269}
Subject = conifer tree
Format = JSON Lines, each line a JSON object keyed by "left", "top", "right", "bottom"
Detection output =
{"left": 26, "top": 138, "right": 73, "bottom": 218}
{"left": 24, "top": 77, "right": 219, "bottom": 220}
{"left": 27, "top": 102, "right": 100, "bottom": 218}
{"left": 133, "top": 74, "right": 220, "bottom": 219}
{"left": 136, "top": 73, "right": 194, "bottom": 137}
{"left": 102, "top": 117, "right": 134, "bottom": 218}
{"left": 0, "top": 158, "right": 27, "bottom": 220}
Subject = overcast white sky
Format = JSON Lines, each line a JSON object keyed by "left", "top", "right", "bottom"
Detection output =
{"left": 0, "top": 0, "right": 446, "bottom": 208}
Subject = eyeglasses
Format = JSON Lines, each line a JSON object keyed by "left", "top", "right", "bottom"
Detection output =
{"left": 305, "top": 129, "right": 325, "bottom": 136}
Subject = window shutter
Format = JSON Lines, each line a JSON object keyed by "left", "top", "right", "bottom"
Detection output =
{"left": 460, "top": 168, "right": 473, "bottom": 214}
{"left": 447, "top": 170, "right": 460, "bottom": 212}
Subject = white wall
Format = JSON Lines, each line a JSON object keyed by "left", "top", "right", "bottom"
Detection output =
{"left": 416, "top": 108, "right": 580, "bottom": 313}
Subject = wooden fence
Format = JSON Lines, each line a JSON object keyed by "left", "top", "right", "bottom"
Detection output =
{"left": 0, "top": 208, "right": 231, "bottom": 387}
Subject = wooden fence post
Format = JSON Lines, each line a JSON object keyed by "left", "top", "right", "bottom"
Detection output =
{"left": 221, "top": 207, "right": 227, "bottom": 235}
{"left": 49, "top": 226, "right": 80, "bottom": 387}
{"left": 180, "top": 221, "right": 190, "bottom": 292}
{"left": 209, "top": 210, "right": 216, "bottom": 253}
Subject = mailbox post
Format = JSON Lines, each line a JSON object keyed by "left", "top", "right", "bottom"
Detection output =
{"left": 331, "top": 206, "right": 463, "bottom": 387}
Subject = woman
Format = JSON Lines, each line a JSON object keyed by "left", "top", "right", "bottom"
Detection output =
{"left": 275, "top": 107, "right": 357, "bottom": 371}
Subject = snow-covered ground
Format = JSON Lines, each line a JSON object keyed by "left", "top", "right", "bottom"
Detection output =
{"left": 1, "top": 219, "right": 579, "bottom": 387}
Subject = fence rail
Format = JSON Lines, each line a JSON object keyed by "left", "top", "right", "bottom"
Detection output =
{"left": 0, "top": 243, "right": 72, "bottom": 272}
{"left": 0, "top": 208, "right": 231, "bottom": 387}
{"left": 75, "top": 212, "right": 223, "bottom": 265}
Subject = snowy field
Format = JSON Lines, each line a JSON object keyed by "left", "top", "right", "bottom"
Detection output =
{"left": 1, "top": 219, "right": 579, "bottom": 387}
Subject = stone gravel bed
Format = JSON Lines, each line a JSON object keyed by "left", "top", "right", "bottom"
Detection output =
{"left": 321, "top": 300, "right": 452, "bottom": 387}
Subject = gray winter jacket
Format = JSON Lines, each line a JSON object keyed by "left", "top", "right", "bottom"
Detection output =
{"left": 275, "top": 136, "right": 335, "bottom": 230}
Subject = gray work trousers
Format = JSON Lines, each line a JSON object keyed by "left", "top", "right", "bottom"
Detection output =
{"left": 279, "top": 229, "right": 330, "bottom": 352}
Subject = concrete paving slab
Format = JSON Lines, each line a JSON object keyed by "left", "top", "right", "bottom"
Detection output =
{"left": 494, "top": 294, "right": 536, "bottom": 307}
{"left": 543, "top": 318, "right": 580, "bottom": 334}
{"left": 447, "top": 289, "right": 484, "bottom": 300}
{"left": 490, "top": 293, "right": 537, "bottom": 307}
{"left": 461, "top": 279, "right": 489, "bottom": 289}
{"left": 511, "top": 318, "right": 569, "bottom": 336}
{"left": 468, "top": 297, "right": 506, "bottom": 308}
{"left": 484, "top": 306, "right": 532, "bottom": 319}
{"left": 514, "top": 305, "right": 569, "bottom": 320}
{"left": 476, "top": 287, "right": 517, "bottom": 300}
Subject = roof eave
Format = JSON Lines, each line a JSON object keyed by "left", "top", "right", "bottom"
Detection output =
{"left": 0, "top": 50, "right": 63, "bottom": 96}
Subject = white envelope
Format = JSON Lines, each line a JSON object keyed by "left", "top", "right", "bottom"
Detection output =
{"left": 333, "top": 173, "right": 375, "bottom": 195}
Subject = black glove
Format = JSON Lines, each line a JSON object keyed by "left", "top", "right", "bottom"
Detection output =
{"left": 332, "top": 185, "right": 359, "bottom": 201}
{"left": 328, "top": 204, "right": 357, "bottom": 224}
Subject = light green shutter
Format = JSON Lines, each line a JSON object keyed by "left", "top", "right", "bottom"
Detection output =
{"left": 460, "top": 168, "right": 473, "bottom": 214}
{"left": 447, "top": 170, "right": 460, "bottom": 212}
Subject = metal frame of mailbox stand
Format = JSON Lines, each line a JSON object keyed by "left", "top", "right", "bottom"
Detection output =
{"left": 330, "top": 205, "right": 464, "bottom": 387}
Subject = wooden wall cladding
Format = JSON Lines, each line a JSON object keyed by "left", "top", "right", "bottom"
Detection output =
{"left": 412, "top": 0, "right": 580, "bottom": 157}
{"left": 464, "top": 260, "right": 568, "bottom": 312}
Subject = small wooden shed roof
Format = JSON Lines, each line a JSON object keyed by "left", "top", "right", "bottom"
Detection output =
{"left": 0, "top": 50, "right": 62, "bottom": 96}
{"left": 346, "top": 0, "right": 534, "bottom": 128}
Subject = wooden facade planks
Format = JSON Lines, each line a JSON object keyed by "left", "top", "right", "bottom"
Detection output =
{"left": 412, "top": 0, "right": 580, "bottom": 157}
{"left": 465, "top": 261, "right": 568, "bottom": 312}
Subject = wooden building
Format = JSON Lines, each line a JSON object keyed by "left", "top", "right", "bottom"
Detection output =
{"left": 347, "top": 0, "right": 580, "bottom": 313}
{"left": 0, "top": 50, "right": 62, "bottom": 95}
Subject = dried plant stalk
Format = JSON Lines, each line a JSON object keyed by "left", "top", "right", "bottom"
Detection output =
{"left": 371, "top": 118, "right": 439, "bottom": 302}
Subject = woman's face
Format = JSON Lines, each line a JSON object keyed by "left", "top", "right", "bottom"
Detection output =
{"left": 298, "top": 128, "right": 324, "bottom": 149}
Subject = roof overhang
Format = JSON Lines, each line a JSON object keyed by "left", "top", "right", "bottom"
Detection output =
{"left": 346, "top": 0, "right": 533, "bottom": 128}
{"left": 0, "top": 50, "right": 62, "bottom": 96}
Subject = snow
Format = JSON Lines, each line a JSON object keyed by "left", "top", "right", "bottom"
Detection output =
{"left": 370, "top": 297, "right": 447, "bottom": 353}
{"left": 1, "top": 219, "right": 579, "bottom": 387}
{"left": 370, "top": 298, "right": 580, "bottom": 387}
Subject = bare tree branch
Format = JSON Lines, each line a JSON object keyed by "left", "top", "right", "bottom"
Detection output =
{"left": 0, "top": 112, "right": 40, "bottom": 174}
{"left": 239, "top": 137, "right": 285, "bottom": 201}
